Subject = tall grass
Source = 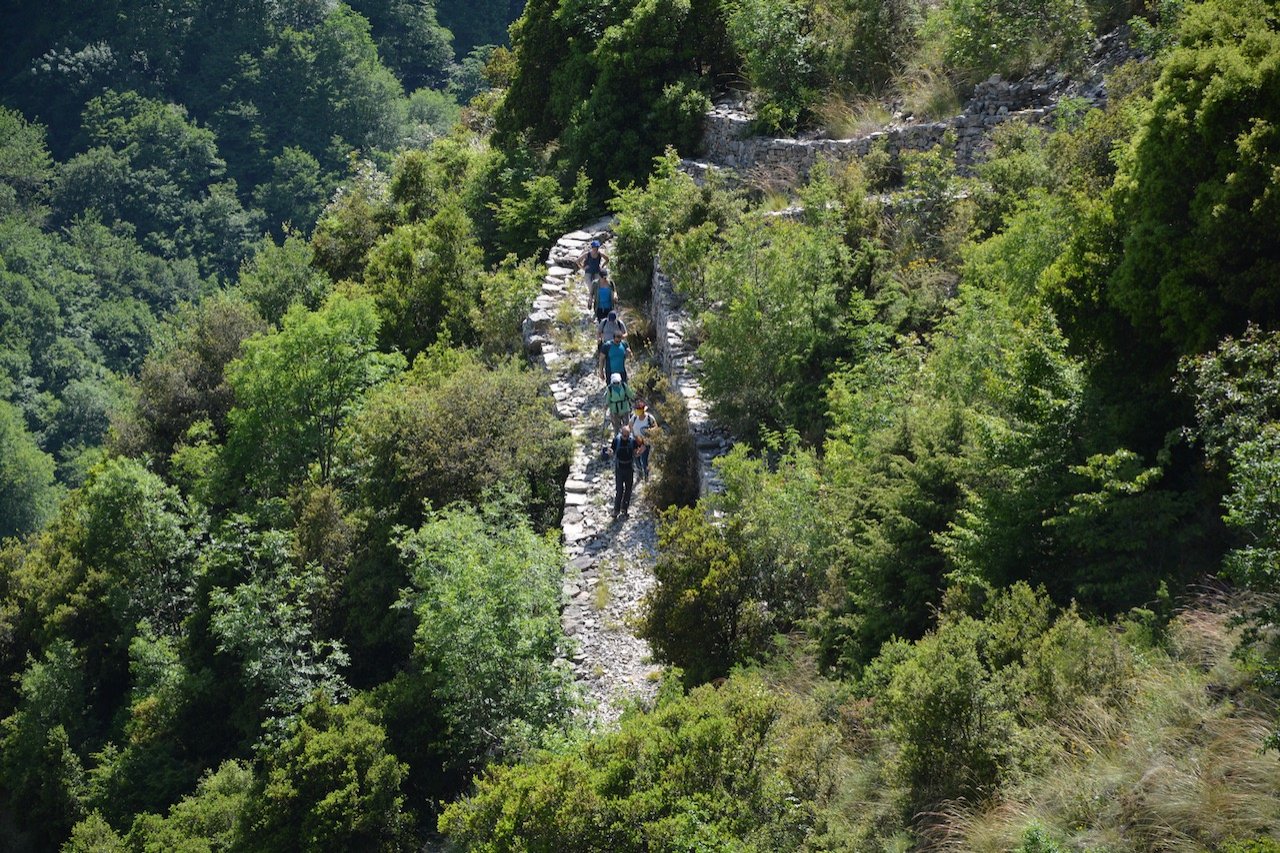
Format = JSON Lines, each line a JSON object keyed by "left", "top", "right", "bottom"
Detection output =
{"left": 936, "top": 598, "right": 1280, "bottom": 852}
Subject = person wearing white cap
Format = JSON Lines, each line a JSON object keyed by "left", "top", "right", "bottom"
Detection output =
{"left": 605, "top": 372, "right": 635, "bottom": 432}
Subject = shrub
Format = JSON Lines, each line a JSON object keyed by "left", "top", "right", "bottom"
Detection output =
{"left": 725, "top": 0, "right": 817, "bottom": 131}
{"left": 438, "top": 673, "right": 849, "bottom": 850}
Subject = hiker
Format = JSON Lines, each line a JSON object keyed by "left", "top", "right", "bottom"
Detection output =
{"left": 629, "top": 399, "right": 657, "bottom": 481}
{"left": 578, "top": 239, "right": 606, "bottom": 292}
{"left": 605, "top": 372, "right": 635, "bottom": 432}
{"left": 599, "top": 328, "right": 629, "bottom": 384}
{"left": 612, "top": 424, "right": 637, "bottom": 519}
{"left": 591, "top": 270, "right": 616, "bottom": 322}
{"left": 597, "top": 309, "right": 626, "bottom": 343}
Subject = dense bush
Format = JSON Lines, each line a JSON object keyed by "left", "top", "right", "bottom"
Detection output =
{"left": 439, "top": 673, "right": 851, "bottom": 850}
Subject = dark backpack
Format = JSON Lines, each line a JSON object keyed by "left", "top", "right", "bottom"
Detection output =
{"left": 613, "top": 435, "right": 635, "bottom": 465}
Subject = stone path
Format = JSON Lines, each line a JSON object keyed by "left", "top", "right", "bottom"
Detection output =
{"left": 524, "top": 221, "right": 662, "bottom": 726}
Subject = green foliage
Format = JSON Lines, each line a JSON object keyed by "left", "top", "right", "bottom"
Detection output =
{"left": 253, "top": 147, "right": 332, "bottom": 238}
{"left": 439, "top": 672, "right": 850, "bottom": 851}
{"left": 119, "top": 760, "right": 254, "bottom": 851}
{"left": 54, "top": 90, "right": 261, "bottom": 280}
{"left": 645, "top": 386, "right": 701, "bottom": 510}
{"left": 361, "top": 203, "right": 484, "bottom": 356}
{"left": 115, "top": 292, "right": 267, "bottom": 463}
{"left": 1183, "top": 326, "right": 1280, "bottom": 745}
{"left": 490, "top": 170, "right": 590, "bottom": 259}
{"left": 474, "top": 255, "right": 545, "bottom": 357}
{"left": 398, "top": 501, "right": 572, "bottom": 773}
{"left": 698, "top": 212, "right": 864, "bottom": 441}
{"left": 224, "top": 287, "right": 404, "bottom": 498}
{"left": 311, "top": 160, "right": 394, "bottom": 284}
{"left": 0, "top": 399, "right": 61, "bottom": 538}
{"left": 609, "top": 149, "right": 742, "bottom": 302}
{"left": 643, "top": 507, "right": 756, "bottom": 684}
{"left": 248, "top": 695, "right": 411, "bottom": 852}
{"left": 206, "top": 521, "right": 350, "bottom": 731}
{"left": 0, "top": 107, "right": 54, "bottom": 221}
{"left": 348, "top": 0, "right": 455, "bottom": 91}
{"left": 236, "top": 234, "right": 333, "bottom": 328}
{"left": 349, "top": 345, "right": 570, "bottom": 531}
{"left": 498, "top": 0, "right": 727, "bottom": 187}
{"left": 810, "top": 0, "right": 925, "bottom": 95}
{"left": 934, "top": 0, "right": 1094, "bottom": 84}
{"left": 725, "top": 0, "right": 816, "bottom": 131}
{"left": 1108, "top": 0, "right": 1280, "bottom": 354}
{"left": 1, "top": 640, "right": 88, "bottom": 847}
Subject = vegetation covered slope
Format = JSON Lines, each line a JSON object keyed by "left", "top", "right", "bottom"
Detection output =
{"left": 0, "top": 0, "right": 1277, "bottom": 849}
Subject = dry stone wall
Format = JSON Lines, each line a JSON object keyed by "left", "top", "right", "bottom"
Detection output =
{"left": 648, "top": 262, "right": 732, "bottom": 496}
{"left": 687, "top": 28, "right": 1133, "bottom": 181}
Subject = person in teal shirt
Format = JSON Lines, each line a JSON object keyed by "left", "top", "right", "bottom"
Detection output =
{"left": 592, "top": 271, "right": 616, "bottom": 321}
{"left": 599, "top": 329, "right": 629, "bottom": 383}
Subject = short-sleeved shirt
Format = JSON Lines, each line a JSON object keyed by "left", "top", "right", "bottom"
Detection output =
{"left": 629, "top": 411, "right": 656, "bottom": 440}
{"left": 598, "top": 315, "right": 627, "bottom": 340}
{"left": 602, "top": 340, "right": 629, "bottom": 375}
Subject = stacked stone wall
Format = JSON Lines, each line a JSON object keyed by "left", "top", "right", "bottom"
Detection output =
{"left": 689, "top": 28, "right": 1133, "bottom": 181}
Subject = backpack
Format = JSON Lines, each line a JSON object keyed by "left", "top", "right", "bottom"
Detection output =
{"left": 607, "top": 382, "right": 634, "bottom": 415}
{"left": 613, "top": 434, "right": 636, "bottom": 465}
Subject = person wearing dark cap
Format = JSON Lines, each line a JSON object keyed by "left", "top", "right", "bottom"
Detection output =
{"left": 598, "top": 308, "right": 626, "bottom": 343}
{"left": 599, "top": 328, "right": 629, "bottom": 384}
{"left": 578, "top": 239, "right": 608, "bottom": 307}
{"left": 611, "top": 424, "right": 637, "bottom": 520}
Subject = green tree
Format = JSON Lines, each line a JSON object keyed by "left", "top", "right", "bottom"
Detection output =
{"left": 397, "top": 502, "right": 572, "bottom": 773}
{"left": 1108, "top": 0, "right": 1280, "bottom": 354}
{"left": 224, "top": 287, "right": 404, "bottom": 497}
{"left": 237, "top": 234, "right": 333, "bottom": 327}
{"left": 248, "top": 695, "right": 411, "bottom": 852}
{"left": 361, "top": 202, "right": 484, "bottom": 356}
{"left": 0, "top": 399, "right": 60, "bottom": 538}
{"left": 725, "top": 0, "right": 816, "bottom": 130}
{"left": 699, "top": 212, "right": 862, "bottom": 441}
{"left": 114, "top": 292, "right": 267, "bottom": 463}
{"left": 0, "top": 106, "right": 54, "bottom": 220}
{"left": 439, "top": 673, "right": 848, "bottom": 850}
{"left": 350, "top": 346, "right": 570, "bottom": 530}
{"left": 0, "top": 640, "right": 88, "bottom": 847}
{"left": 207, "top": 521, "right": 350, "bottom": 730}
{"left": 253, "top": 146, "right": 331, "bottom": 237}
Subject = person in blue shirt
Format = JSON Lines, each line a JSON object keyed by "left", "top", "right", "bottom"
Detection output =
{"left": 591, "top": 270, "right": 616, "bottom": 322}
{"left": 599, "top": 328, "right": 630, "bottom": 384}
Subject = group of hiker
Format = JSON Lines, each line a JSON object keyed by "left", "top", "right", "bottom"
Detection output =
{"left": 578, "top": 239, "right": 655, "bottom": 522}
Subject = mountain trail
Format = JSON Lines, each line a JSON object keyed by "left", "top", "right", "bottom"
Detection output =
{"left": 527, "top": 222, "right": 662, "bottom": 726}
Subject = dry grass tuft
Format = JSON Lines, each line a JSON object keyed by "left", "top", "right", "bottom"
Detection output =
{"left": 936, "top": 596, "right": 1280, "bottom": 852}
{"left": 815, "top": 94, "right": 895, "bottom": 139}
